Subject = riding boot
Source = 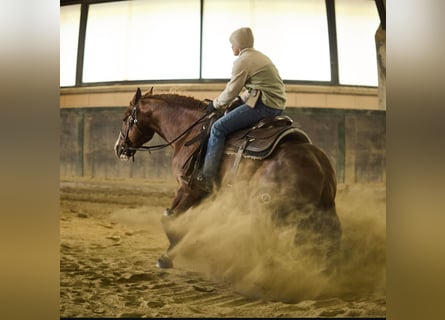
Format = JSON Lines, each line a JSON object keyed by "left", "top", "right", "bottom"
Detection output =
{"left": 179, "top": 173, "right": 213, "bottom": 193}
{"left": 195, "top": 172, "right": 214, "bottom": 193}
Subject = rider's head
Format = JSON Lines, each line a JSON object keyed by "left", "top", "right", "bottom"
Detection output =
{"left": 229, "top": 27, "right": 254, "bottom": 56}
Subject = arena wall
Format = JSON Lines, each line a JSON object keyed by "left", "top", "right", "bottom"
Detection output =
{"left": 60, "top": 84, "right": 385, "bottom": 184}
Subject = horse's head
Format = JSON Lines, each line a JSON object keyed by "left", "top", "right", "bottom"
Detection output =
{"left": 114, "top": 87, "right": 155, "bottom": 160}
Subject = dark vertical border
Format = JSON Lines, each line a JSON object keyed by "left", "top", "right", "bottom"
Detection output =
{"left": 199, "top": 0, "right": 204, "bottom": 79}
{"left": 374, "top": 0, "right": 386, "bottom": 30}
{"left": 325, "top": 0, "right": 339, "bottom": 85}
{"left": 336, "top": 112, "right": 346, "bottom": 183}
{"left": 78, "top": 110, "right": 85, "bottom": 176}
{"left": 75, "top": 3, "right": 89, "bottom": 86}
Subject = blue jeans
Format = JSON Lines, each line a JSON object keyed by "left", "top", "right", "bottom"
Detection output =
{"left": 202, "top": 99, "right": 283, "bottom": 179}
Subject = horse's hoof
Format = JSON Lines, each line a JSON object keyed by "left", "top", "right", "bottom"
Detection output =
{"left": 163, "top": 208, "right": 173, "bottom": 216}
{"left": 156, "top": 255, "right": 173, "bottom": 269}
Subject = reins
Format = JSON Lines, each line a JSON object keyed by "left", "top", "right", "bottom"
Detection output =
{"left": 125, "top": 98, "right": 214, "bottom": 153}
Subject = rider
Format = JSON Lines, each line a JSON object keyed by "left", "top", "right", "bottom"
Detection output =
{"left": 195, "top": 27, "right": 287, "bottom": 193}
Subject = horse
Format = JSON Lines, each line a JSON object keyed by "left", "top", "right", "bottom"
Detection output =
{"left": 114, "top": 87, "right": 342, "bottom": 269}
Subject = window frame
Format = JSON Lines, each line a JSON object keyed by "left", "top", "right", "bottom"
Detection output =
{"left": 60, "top": 0, "right": 382, "bottom": 88}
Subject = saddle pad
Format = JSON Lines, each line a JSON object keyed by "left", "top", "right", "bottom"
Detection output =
{"left": 224, "top": 125, "right": 312, "bottom": 160}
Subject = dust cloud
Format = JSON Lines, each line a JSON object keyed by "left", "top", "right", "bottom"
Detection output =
{"left": 167, "top": 183, "right": 386, "bottom": 303}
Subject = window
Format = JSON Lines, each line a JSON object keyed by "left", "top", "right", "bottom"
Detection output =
{"left": 335, "top": 0, "right": 380, "bottom": 86}
{"left": 60, "top": 4, "right": 81, "bottom": 87}
{"left": 202, "top": 0, "right": 331, "bottom": 81}
{"left": 60, "top": 0, "right": 382, "bottom": 87}
{"left": 82, "top": 0, "right": 201, "bottom": 82}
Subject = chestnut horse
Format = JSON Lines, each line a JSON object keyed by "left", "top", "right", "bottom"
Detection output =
{"left": 115, "top": 87, "right": 342, "bottom": 268}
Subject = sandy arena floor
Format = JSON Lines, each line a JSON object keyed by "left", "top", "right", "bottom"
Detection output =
{"left": 60, "top": 177, "right": 386, "bottom": 318}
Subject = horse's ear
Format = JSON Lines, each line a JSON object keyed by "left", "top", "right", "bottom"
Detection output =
{"left": 143, "top": 87, "right": 154, "bottom": 96}
{"left": 130, "top": 88, "right": 142, "bottom": 106}
{"left": 131, "top": 87, "right": 142, "bottom": 105}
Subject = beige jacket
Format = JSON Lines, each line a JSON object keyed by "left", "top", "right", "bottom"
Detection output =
{"left": 214, "top": 48, "right": 286, "bottom": 110}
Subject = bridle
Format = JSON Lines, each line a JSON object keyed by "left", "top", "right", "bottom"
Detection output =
{"left": 118, "top": 101, "right": 151, "bottom": 158}
{"left": 119, "top": 98, "right": 215, "bottom": 158}
{"left": 120, "top": 103, "right": 141, "bottom": 141}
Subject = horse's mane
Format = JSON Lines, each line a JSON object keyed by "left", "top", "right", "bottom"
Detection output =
{"left": 143, "top": 93, "right": 203, "bottom": 110}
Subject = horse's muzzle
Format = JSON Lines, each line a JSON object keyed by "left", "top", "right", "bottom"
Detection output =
{"left": 114, "top": 138, "right": 134, "bottom": 161}
{"left": 116, "top": 146, "right": 135, "bottom": 161}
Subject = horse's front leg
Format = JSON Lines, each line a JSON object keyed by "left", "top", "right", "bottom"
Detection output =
{"left": 169, "top": 184, "right": 202, "bottom": 214}
{"left": 156, "top": 212, "right": 179, "bottom": 269}
{"left": 156, "top": 209, "right": 180, "bottom": 269}
{"left": 157, "top": 185, "right": 202, "bottom": 269}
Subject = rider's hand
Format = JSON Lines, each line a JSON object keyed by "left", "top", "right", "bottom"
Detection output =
{"left": 227, "top": 96, "right": 243, "bottom": 111}
{"left": 206, "top": 101, "right": 216, "bottom": 113}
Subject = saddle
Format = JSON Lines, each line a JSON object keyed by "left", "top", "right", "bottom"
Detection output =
{"left": 182, "top": 114, "right": 312, "bottom": 187}
{"left": 223, "top": 115, "right": 311, "bottom": 186}
{"left": 224, "top": 115, "right": 311, "bottom": 160}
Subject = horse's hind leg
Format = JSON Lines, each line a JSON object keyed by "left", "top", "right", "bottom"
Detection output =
{"left": 293, "top": 205, "right": 342, "bottom": 270}
{"left": 248, "top": 173, "right": 341, "bottom": 271}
